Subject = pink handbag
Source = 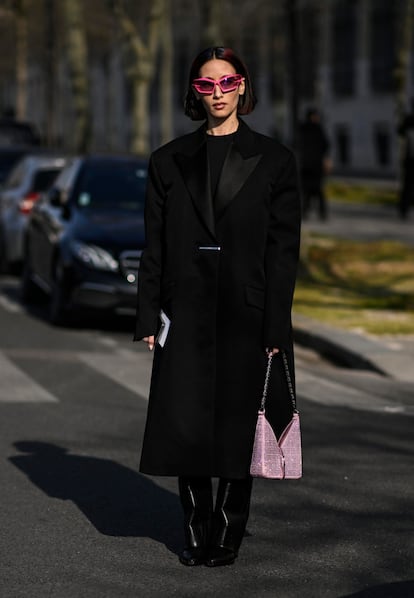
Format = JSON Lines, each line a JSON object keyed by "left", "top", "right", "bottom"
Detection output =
{"left": 250, "top": 351, "right": 302, "bottom": 479}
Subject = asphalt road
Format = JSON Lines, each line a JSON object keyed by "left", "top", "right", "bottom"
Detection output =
{"left": 0, "top": 276, "right": 413, "bottom": 598}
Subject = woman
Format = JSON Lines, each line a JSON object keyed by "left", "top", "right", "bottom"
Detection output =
{"left": 134, "top": 47, "right": 301, "bottom": 567}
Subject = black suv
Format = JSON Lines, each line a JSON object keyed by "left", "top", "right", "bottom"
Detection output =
{"left": 22, "top": 155, "right": 148, "bottom": 325}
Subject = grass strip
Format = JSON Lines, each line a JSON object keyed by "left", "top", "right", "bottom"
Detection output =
{"left": 294, "top": 234, "right": 414, "bottom": 334}
{"left": 326, "top": 180, "right": 398, "bottom": 206}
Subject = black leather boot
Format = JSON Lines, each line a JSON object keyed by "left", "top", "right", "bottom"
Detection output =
{"left": 205, "top": 476, "right": 253, "bottom": 567}
{"left": 178, "top": 476, "right": 213, "bottom": 566}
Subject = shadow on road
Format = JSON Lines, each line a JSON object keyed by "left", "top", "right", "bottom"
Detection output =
{"left": 340, "top": 579, "right": 414, "bottom": 598}
{"left": 9, "top": 441, "right": 181, "bottom": 554}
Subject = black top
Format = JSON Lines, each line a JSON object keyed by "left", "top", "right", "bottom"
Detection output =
{"left": 206, "top": 132, "right": 235, "bottom": 199}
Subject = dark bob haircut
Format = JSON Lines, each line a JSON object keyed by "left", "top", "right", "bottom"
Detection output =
{"left": 184, "top": 47, "right": 257, "bottom": 121}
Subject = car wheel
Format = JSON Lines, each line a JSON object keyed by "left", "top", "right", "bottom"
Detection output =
{"left": 21, "top": 255, "right": 42, "bottom": 303}
{"left": 49, "top": 260, "right": 70, "bottom": 326}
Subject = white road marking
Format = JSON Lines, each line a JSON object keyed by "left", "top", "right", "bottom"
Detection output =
{"left": 0, "top": 352, "right": 58, "bottom": 403}
{"left": 78, "top": 348, "right": 153, "bottom": 400}
{"left": 0, "top": 337, "right": 408, "bottom": 414}
{"left": 297, "top": 369, "right": 409, "bottom": 414}
{"left": 94, "top": 335, "right": 119, "bottom": 348}
{"left": 0, "top": 294, "right": 22, "bottom": 314}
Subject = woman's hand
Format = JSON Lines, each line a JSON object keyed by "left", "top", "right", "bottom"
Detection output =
{"left": 143, "top": 335, "right": 155, "bottom": 351}
{"left": 266, "top": 348, "right": 280, "bottom": 356}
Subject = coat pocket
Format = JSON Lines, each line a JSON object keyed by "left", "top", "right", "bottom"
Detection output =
{"left": 244, "top": 285, "right": 265, "bottom": 311}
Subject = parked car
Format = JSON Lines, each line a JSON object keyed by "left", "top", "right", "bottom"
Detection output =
{"left": 0, "top": 154, "right": 68, "bottom": 272}
{"left": 0, "top": 146, "right": 31, "bottom": 186}
{"left": 21, "top": 154, "right": 148, "bottom": 325}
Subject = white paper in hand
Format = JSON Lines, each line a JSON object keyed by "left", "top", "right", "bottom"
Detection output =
{"left": 156, "top": 310, "right": 171, "bottom": 347}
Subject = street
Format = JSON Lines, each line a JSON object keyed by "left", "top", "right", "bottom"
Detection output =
{"left": 303, "top": 199, "right": 414, "bottom": 246}
{"left": 0, "top": 271, "right": 413, "bottom": 598}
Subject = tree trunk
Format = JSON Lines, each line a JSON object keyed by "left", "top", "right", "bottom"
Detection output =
{"left": 130, "top": 53, "right": 153, "bottom": 156}
{"left": 62, "top": 0, "right": 91, "bottom": 152}
{"left": 113, "top": 0, "right": 164, "bottom": 156}
{"left": 159, "top": 0, "right": 173, "bottom": 145}
{"left": 202, "top": 0, "right": 223, "bottom": 47}
{"left": 394, "top": 0, "right": 414, "bottom": 122}
{"left": 15, "top": 0, "right": 29, "bottom": 121}
{"left": 45, "top": 0, "right": 57, "bottom": 147}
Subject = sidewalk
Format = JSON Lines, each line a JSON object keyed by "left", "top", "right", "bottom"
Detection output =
{"left": 294, "top": 312, "right": 414, "bottom": 383}
{"left": 303, "top": 199, "right": 414, "bottom": 245}
{"left": 294, "top": 200, "right": 414, "bottom": 383}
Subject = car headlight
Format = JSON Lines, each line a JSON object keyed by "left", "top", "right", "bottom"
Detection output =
{"left": 70, "top": 241, "right": 118, "bottom": 271}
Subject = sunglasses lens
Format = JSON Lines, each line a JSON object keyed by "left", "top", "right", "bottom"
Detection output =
{"left": 220, "top": 76, "right": 240, "bottom": 92}
{"left": 193, "top": 80, "right": 214, "bottom": 94}
{"left": 192, "top": 75, "right": 242, "bottom": 94}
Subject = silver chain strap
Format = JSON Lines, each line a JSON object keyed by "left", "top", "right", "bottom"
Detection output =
{"left": 259, "top": 352, "right": 273, "bottom": 411}
{"left": 260, "top": 350, "right": 298, "bottom": 413}
{"left": 281, "top": 350, "right": 297, "bottom": 412}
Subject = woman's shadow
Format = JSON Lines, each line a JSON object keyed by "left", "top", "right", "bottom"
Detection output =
{"left": 9, "top": 441, "right": 182, "bottom": 554}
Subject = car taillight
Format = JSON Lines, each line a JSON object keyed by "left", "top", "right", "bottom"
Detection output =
{"left": 19, "top": 192, "right": 40, "bottom": 214}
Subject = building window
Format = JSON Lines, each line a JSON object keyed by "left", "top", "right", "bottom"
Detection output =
{"left": 332, "top": 0, "right": 358, "bottom": 96}
{"left": 370, "top": 0, "right": 397, "bottom": 93}
{"left": 335, "top": 124, "right": 351, "bottom": 166}
{"left": 373, "top": 123, "right": 391, "bottom": 166}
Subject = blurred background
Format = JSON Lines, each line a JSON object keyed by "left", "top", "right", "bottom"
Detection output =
{"left": 0, "top": 5, "right": 413, "bottom": 595}
{"left": 0, "top": 0, "right": 412, "bottom": 177}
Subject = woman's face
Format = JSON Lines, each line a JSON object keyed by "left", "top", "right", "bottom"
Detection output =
{"left": 194, "top": 59, "right": 245, "bottom": 123}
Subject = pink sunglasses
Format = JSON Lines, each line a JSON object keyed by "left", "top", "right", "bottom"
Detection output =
{"left": 192, "top": 74, "right": 244, "bottom": 95}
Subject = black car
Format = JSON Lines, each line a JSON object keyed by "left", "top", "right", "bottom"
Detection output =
{"left": 22, "top": 155, "right": 147, "bottom": 324}
{"left": 0, "top": 147, "right": 31, "bottom": 186}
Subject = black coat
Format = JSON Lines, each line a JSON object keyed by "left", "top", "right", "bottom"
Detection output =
{"left": 134, "top": 119, "right": 301, "bottom": 478}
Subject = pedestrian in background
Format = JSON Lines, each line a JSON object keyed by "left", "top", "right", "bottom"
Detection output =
{"left": 134, "top": 47, "right": 301, "bottom": 567}
{"left": 298, "top": 107, "right": 331, "bottom": 220}
{"left": 397, "top": 99, "right": 414, "bottom": 220}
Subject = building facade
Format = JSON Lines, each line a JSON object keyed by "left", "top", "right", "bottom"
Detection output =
{"left": 0, "top": 0, "right": 411, "bottom": 178}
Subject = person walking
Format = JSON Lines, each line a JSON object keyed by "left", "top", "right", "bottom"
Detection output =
{"left": 298, "top": 108, "right": 330, "bottom": 220}
{"left": 397, "top": 100, "right": 414, "bottom": 220}
{"left": 134, "top": 47, "right": 301, "bottom": 567}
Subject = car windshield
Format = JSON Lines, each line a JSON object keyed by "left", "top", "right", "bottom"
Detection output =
{"left": 33, "top": 168, "right": 61, "bottom": 192}
{"left": 74, "top": 161, "right": 147, "bottom": 212}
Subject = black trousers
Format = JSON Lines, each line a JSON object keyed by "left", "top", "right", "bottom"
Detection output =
{"left": 178, "top": 476, "right": 253, "bottom": 552}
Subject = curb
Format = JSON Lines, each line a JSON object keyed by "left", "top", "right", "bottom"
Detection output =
{"left": 293, "top": 313, "right": 414, "bottom": 383}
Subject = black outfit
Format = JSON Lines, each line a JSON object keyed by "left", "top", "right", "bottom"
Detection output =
{"left": 206, "top": 131, "right": 235, "bottom": 200}
{"left": 179, "top": 131, "right": 252, "bottom": 567}
{"left": 398, "top": 113, "right": 414, "bottom": 219}
{"left": 298, "top": 120, "right": 330, "bottom": 220}
{"left": 134, "top": 119, "right": 301, "bottom": 565}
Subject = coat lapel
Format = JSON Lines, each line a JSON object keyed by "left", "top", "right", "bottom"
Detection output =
{"left": 174, "top": 136, "right": 216, "bottom": 239}
{"left": 214, "top": 143, "right": 262, "bottom": 218}
{"left": 173, "top": 120, "right": 263, "bottom": 235}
